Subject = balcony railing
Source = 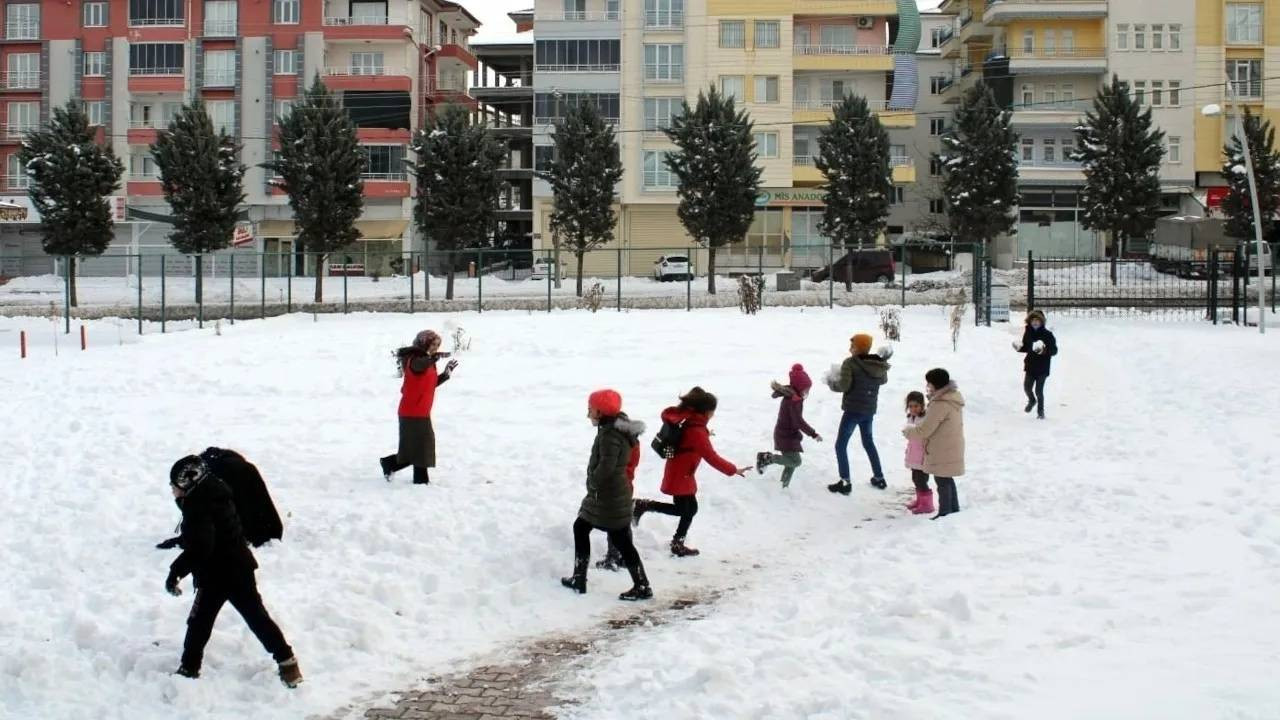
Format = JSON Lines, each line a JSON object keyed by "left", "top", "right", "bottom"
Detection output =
{"left": 1227, "top": 80, "right": 1263, "bottom": 100}
{"left": 958, "top": 9, "right": 973, "bottom": 27}
{"left": 1005, "top": 46, "right": 1106, "bottom": 60}
{"left": 203, "top": 19, "right": 236, "bottom": 36}
{"left": 890, "top": 155, "right": 913, "bottom": 167}
{"left": 4, "top": 174, "right": 30, "bottom": 189}
{"left": 794, "top": 99, "right": 897, "bottom": 111}
{"left": 130, "top": 170, "right": 162, "bottom": 180}
{"left": 361, "top": 171, "right": 408, "bottom": 181}
{"left": 129, "top": 119, "right": 167, "bottom": 129}
{"left": 795, "top": 155, "right": 914, "bottom": 168}
{"left": 425, "top": 78, "right": 469, "bottom": 94}
{"left": 203, "top": 72, "right": 236, "bottom": 87}
{"left": 129, "top": 66, "right": 184, "bottom": 76}
{"left": 938, "top": 26, "right": 955, "bottom": 45}
{"left": 538, "top": 63, "right": 621, "bottom": 73}
{"left": 536, "top": 11, "right": 620, "bottom": 21}
{"left": 326, "top": 66, "right": 406, "bottom": 77}
{"left": 2, "top": 124, "right": 34, "bottom": 139}
{"left": 1019, "top": 157, "right": 1083, "bottom": 169}
{"left": 794, "top": 44, "right": 892, "bottom": 56}
{"left": 323, "top": 15, "right": 407, "bottom": 26}
{"left": 535, "top": 116, "right": 619, "bottom": 127}
{"left": 4, "top": 21, "right": 38, "bottom": 40}
{"left": 645, "top": 11, "right": 684, "bottom": 28}
{"left": 3, "top": 71, "right": 40, "bottom": 89}
{"left": 1012, "top": 99, "right": 1094, "bottom": 114}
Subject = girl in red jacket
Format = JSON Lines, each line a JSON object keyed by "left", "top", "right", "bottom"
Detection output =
{"left": 633, "top": 387, "right": 751, "bottom": 557}
{"left": 379, "top": 330, "right": 457, "bottom": 485}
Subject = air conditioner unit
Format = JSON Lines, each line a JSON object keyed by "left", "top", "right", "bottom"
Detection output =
{"left": 856, "top": 16, "right": 874, "bottom": 29}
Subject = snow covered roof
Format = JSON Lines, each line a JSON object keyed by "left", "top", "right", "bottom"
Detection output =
{"left": 471, "top": 32, "right": 533, "bottom": 46}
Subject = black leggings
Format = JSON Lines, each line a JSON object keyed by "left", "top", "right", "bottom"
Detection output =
{"left": 181, "top": 574, "right": 293, "bottom": 671}
{"left": 1024, "top": 373, "right": 1047, "bottom": 415}
{"left": 645, "top": 494, "right": 698, "bottom": 539}
{"left": 911, "top": 469, "right": 931, "bottom": 492}
{"left": 573, "top": 518, "right": 641, "bottom": 570}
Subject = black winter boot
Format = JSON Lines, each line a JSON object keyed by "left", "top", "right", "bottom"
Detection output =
{"left": 756, "top": 452, "right": 774, "bottom": 475}
{"left": 632, "top": 499, "right": 650, "bottom": 527}
{"left": 173, "top": 665, "right": 200, "bottom": 679}
{"left": 619, "top": 561, "right": 653, "bottom": 601}
{"left": 412, "top": 466, "right": 429, "bottom": 485}
{"left": 870, "top": 476, "right": 887, "bottom": 490}
{"left": 670, "top": 537, "right": 700, "bottom": 557}
{"left": 827, "top": 479, "right": 852, "bottom": 495}
{"left": 595, "top": 545, "right": 623, "bottom": 571}
{"left": 379, "top": 455, "right": 396, "bottom": 481}
{"left": 560, "top": 556, "right": 588, "bottom": 594}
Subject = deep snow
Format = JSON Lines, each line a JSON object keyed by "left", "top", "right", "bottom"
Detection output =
{"left": 1, "top": 307, "right": 1278, "bottom": 720}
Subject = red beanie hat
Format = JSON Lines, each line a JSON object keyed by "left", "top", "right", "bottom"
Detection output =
{"left": 789, "top": 364, "right": 812, "bottom": 395}
{"left": 588, "top": 389, "right": 623, "bottom": 417}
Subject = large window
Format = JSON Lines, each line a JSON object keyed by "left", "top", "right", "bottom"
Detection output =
{"left": 820, "top": 24, "right": 855, "bottom": 49}
{"left": 203, "top": 1, "right": 235, "bottom": 36}
{"left": 534, "top": 92, "right": 620, "bottom": 124}
{"left": 1168, "top": 24, "right": 1181, "bottom": 50}
{"left": 7, "top": 153, "right": 28, "bottom": 187}
{"left": 643, "top": 150, "right": 676, "bottom": 189}
{"left": 5, "top": 53, "right": 38, "bottom": 88}
{"left": 6, "top": 101, "right": 37, "bottom": 134}
{"left": 203, "top": 50, "right": 235, "bottom": 87}
{"left": 83, "top": 2, "right": 108, "bottom": 27}
{"left": 644, "top": 0, "right": 683, "bottom": 28}
{"left": 752, "top": 132, "right": 778, "bottom": 158}
{"left": 644, "top": 97, "right": 681, "bottom": 132}
{"left": 362, "top": 145, "right": 407, "bottom": 180}
{"left": 719, "top": 20, "right": 745, "bottom": 48}
{"left": 536, "top": 39, "right": 621, "bottom": 72}
{"left": 755, "top": 21, "right": 780, "bottom": 49}
{"left": 351, "top": 2, "right": 388, "bottom": 23}
{"left": 5, "top": 4, "right": 39, "bottom": 40}
{"left": 1169, "top": 80, "right": 1181, "bottom": 106}
{"left": 130, "top": 101, "right": 181, "bottom": 128}
{"left": 130, "top": 153, "right": 159, "bottom": 179}
{"left": 1167, "top": 136, "right": 1181, "bottom": 163}
{"left": 129, "top": 0, "right": 183, "bottom": 25}
{"left": 84, "top": 52, "right": 106, "bottom": 77}
{"left": 350, "top": 52, "right": 385, "bottom": 76}
{"left": 129, "top": 43, "right": 183, "bottom": 74}
{"left": 746, "top": 209, "right": 784, "bottom": 255}
{"left": 1228, "top": 59, "right": 1262, "bottom": 98}
{"left": 754, "top": 75, "right": 779, "bottom": 103}
{"left": 275, "top": 99, "right": 295, "bottom": 122}
{"left": 274, "top": 49, "right": 299, "bottom": 75}
{"left": 644, "top": 43, "right": 684, "bottom": 81}
{"left": 1115, "top": 23, "right": 1129, "bottom": 50}
{"left": 1226, "top": 3, "right": 1262, "bottom": 44}
{"left": 87, "top": 101, "right": 105, "bottom": 127}
{"left": 719, "top": 75, "right": 744, "bottom": 101}
{"left": 206, "top": 100, "right": 235, "bottom": 135}
{"left": 272, "top": 0, "right": 299, "bottom": 24}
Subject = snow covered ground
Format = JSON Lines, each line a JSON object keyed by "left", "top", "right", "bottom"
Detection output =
{"left": 2, "top": 307, "right": 1278, "bottom": 720}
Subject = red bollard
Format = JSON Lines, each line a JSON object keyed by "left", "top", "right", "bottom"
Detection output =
{"left": 80, "top": 325, "right": 86, "bottom": 351}
{"left": 19, "top": 330, "right": 26, "bottom": 358}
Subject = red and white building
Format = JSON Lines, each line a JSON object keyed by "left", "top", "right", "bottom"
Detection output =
{"left": 0, "top": 0, "right": 480, "bottom": 278}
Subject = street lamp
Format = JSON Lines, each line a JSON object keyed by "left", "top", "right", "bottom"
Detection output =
{"left": 1203, "top": 89, "right": 1267, "bottom": 334}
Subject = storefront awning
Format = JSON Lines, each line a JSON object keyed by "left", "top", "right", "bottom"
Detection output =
{"left": 256, "top": 219, "right": 409, "bottom": 241}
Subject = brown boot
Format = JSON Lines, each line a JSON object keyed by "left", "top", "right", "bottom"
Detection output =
{"left": 278, "top": 657, "right": 303, "bottom": 688}
{"left": 670, "top": 537, "right": 700, "bottom": 557}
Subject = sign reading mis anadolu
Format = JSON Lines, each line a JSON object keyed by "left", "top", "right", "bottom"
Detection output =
{"left": 754, "top": 188, "right": 827, "bottom": 207}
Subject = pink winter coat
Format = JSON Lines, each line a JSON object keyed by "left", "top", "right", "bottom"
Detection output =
{"left": 904, "top": 414, "right": 926, "bottom": 470}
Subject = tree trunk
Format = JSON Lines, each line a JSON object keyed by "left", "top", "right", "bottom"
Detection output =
{"left": 314, "top": 254, "right": 325, "bottom": 303}
{"left": 446, "top": 251, "right": 456, "bottom": 300}
{"left": 707, "top": 247, "right": 717, "bottom": 295}
{"left": 575, "top": 251, "right": 585, "bottom": 297}
{"left": 844, "top": 244, "right": 854, "bottom": 293}
{"left": 553, "top": 239, "right": 563, "bottom": 290}
{"left": 1110, "top": 233, "right": 1120, "bottom": 286}
{"left": 194, "top": 254, "right": 204, "bottom": 306}
{"left": 68, "top": 256, "right": 78, "bottom": 308}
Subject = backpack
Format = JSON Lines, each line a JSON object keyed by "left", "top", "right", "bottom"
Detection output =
{"left": 200, "top": 447, "right": 284, "bottom": 548}
{"left": 650, "top": 419, "right": 685, "bottom": 460}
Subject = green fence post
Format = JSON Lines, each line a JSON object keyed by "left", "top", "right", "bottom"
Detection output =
{"left": 160, "top": 254, "right": 167, "bottom": 333}
{"left": 63, "top": 257, "right": 70, "bottom": 334}
{"left": 547, "top": 252, "right": 553, "bottom": 313}
{"left": 827, "top": 243, "right": 834, "bottom": 309}
{"left": 1027, "top": 251, "right": 1035, "bottom": 312}
{"left": 409, "top": 254, "right": 415, "bottom": 314}
{"left": 424, "top": 251, "right": 430, "bottom": 303}
{"left": 137, "top": 254, "right": 143, "bottom": 335}
{"left": 617, "top": 246, "right": 622, "bottom": 312}
{"left": 197, "top": 255, "right": 204, "bottom": 330}
{"left": 229, "top": 256, "right": 235, "bottom": 325}
{"left": 986, "top": 246, "right": 993, "bottom": 327}
{"left": 686, "top": 247, "right": 692, "bottom": 312}
{"left": 477, "top": 248, "right": 484, "bottom": 313}
{"left": 287, "top": 254, "right": 292, "bottom": 314}
{"left": 260, "top": 253, "right": 266, "bottom": 320}
{"left": 758, "top": 245, "right": 765, "bottom": 307}
{"left": 343, "top": 265, "right": 349, "bottom": 314}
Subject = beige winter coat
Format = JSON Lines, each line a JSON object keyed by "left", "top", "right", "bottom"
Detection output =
{"left": 903, "top": 384, "right": 965, "bottom": 477}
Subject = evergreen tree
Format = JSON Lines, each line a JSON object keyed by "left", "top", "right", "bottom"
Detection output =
{"left": 151, "top": 99, "right": 246, "bottom": 305}
{"left": 19, "top": 101, "right": 123, "bottom": 307}
{"left": 815, "top": 94, "right": 892, "bottom": 291}
{"left": 1073, "top": 74, "right": 1165, "bottom": 267}
{"left": 664, "top": 85, "right": 762, "bottom": 294}
{"left": 537, "top": 101, "right": 624, "bottom": 297}
{"left": 939, "top": 81, "right": 1019, "bottom": 250}
{"left": 263, "top": 76, "right": 364, "bottom": 303}
{"left": 410, "top": 103, "right": 506, "bottom": 300}
{"left": 1221, "top": 108, "right": 1280, "bottom": 242}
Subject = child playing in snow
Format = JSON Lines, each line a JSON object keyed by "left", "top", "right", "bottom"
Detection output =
{"left": 902, "top": 369, "right": 966, "bottom": 519}
{"left": 826, "top": 334, "right": 891, "bottom": 494}
{"left": 756, "top": 364, "right": 823, "bottom": 488}
{"left": 902, "top": 391, "right": 934, "bottom": 515}
{"left": 380, "top": 330, "right": 458, "bottom": 485}
{"left": 1013, "top": 309, "right": 1058, "bottom": 420}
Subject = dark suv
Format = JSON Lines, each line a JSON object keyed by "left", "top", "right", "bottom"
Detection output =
{"left": 809, "top": 249, "right": 896, "bottom": 284}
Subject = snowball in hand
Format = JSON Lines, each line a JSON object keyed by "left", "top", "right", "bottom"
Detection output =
{"left": 1033, "top": 340, "right": 1046, "bottom": 353}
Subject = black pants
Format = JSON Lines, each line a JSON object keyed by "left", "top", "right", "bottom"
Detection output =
{"left": 381, "top": 454, "right": 429, "bottom": 484}
{"left": 645, "top": 494, "right": 698, "bottom": 539}
{"left": 1023, "top": 373, "right": 1047, "bottom": 416}
{"left": 573, "top": 518, "right": 642, "bottom": 570}
{"left": 911, "top": 469, "right": 931, "bottom": 492}
{"left": 181, "top": 574, "right": 293, "bottom": 671}
{"left": 934, "top": 477, "right": 960, "bottom": 516}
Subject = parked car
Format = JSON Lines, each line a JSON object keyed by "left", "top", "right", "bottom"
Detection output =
{"left": 809, "top": 249, "right": 896, "bottom": 284}
{"left": 529, "top": 256, "right": 566, "bottom": 281}
{"left": 653, "top": 254, "right": 693, "bottom": 282}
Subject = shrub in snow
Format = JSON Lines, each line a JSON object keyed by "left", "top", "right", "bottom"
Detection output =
{"left": 949, "top": 289, "right": 967, "bottom": 351}
{"left": 580, "top": 282, "right": 606, "bottom": 313}
{"left": 737, "top": 275, "right": 764, "bottom": 315}
{"left": 448, "top": 323, "right": 472, "bottom": 354}
{"left": 879, "top": 307, "right": 902, "bottom": 340}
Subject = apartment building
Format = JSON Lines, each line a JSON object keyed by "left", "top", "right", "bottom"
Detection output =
{"left": 0, "top": 0, "right": 481, "bottom": 279}
{"left": 530, "top": 0, "right": 923, "bottom": 277}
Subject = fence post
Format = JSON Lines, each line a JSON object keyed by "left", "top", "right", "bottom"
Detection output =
{"left": 287, "top": 254, "right": 293, "bottom": 314}
{"left": 900, "top": 243, "right": 907, "bottom": 308}
{"left": 229, "top": 256, "right": 235, "bottom": 325}
{"left": 1232, "top": 249, "right": 1242, "bottom": 325}
{"left": 409, "top": 257, "right": 415, "bottom": 314}
{"left": 1209, "top": 248, "right": 1218, "bottom": 324}
{"left": 547, "top": 253, "right": 553, "bottom": 313}
{"left": 160, "top": 254, "right": 167, "bottom": 333}
{"left": 260, "top": 254, "right": 266, "bottom": 320}
{"left": 343, "top": 267, "right": 349, "bottom": 314}
{"left": 986, "top": 247, "right": 993, "bottom": 327}
{"left": 477, "top": 248, "right": 484, "bottom": 313}
{"left": 827, "top": 242, "right": 834, "bottom": 308}
{"left": 686, "top": 247, "right": 692, "bottom": 312}
{"left": 63, "top": 257, "right": 71, "bottom": 334}
{"left": 1026, "top": 251, "right": 1034, "bottom": 312}
{"left": 616, "top": 246, "right": 622, "bottom": 312}
{"left": 137, "top": 254, "right": 143, "bottom": 335}
{"left": 972, "top": 243, "right": 981, "bottom": 327}
{"left": 197, "top": 255, "right": 204, "bottom": 330}
{"left": 424, "top": 251, "right": 430, "bottom": 303}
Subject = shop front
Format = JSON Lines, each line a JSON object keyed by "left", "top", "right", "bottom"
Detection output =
{"left": 257, "top": 219, "right": 409, "bottom": 278}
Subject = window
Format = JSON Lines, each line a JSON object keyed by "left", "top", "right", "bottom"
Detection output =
{"left": 1133, "top": 80, "right": 1146, "bottom": 105}
{"left": 644, "top": 97, "right": 681, "bottom": 132}
{"left": 719, "top": 75, "right": 744, "bottom": 101}
{"left": 536, "top": 40, "right": 622, "bottom": 72}
{"left": 1021, "top": 83, "right": 1034, "bottom": 106}
{"left": 606, "top": 0, "right": 620, "bottom": 20}
{"left": 746, "top": 210, "right": 784, "bottom": 255}
{"left": 1022, "top": 137, "right": 1035, "bottom": 161}
{"left": 129, "top": 43, "right": 183, "bottom": 74}
{"left": 643, "top": 44, "right": 684, "bottom": 81}
{"left": 820, "top": 24, "right": 855, "bottom": 49}
{"left": 274, "top": 99, "right": 295, "bottom": 122}
{"left": 930, "top": 75, "right": 947, "bottom": 94}
{"left": 130, "top": 154, "right": 159, "bottom": 179}
{"left": 930, "top": 198, "right": 945, "bottom": 214}
{"left": 1226, "top": 4, "right": 1262, "bottom": 44}
{"left": 930, "top": 26, "right": 946, "bottom": 49}
{"left": 5, "top": 4, "right": 39, "bottom": 40}
{"left": 5, "top": 53, "right": 37, "bottom": 88}
{"left": 1062, "top": 84, "right": 1075, "bottom": 103}
{"left": 534, "top": 145, "right": 555, "bottom": 173}
{"left": 930, "top": 118, "right": 945, "bottom": 136}
{"left": 752, "top": 132, "right": 778, "bottom": 158}
{"left": 274, "top": 49, "right": 298, "bottom": 75}
{"left": 643, "top": 150, "right": 676, "bottom": 189}
{"left": 1042, "top": 138, "right": 1056, "bottom": 163}
{"left": 129, "top": 0, "right": 183, "bottom": 25}
{"left": 821, "top": 79, "right": 846, "bottom": 104}
{"left": 6, "top": 101, "right": 37, "bottom": 134}
{"left": 719, "top": 20, "right": 745, "bottom": 48}
{"left": 1062, "top": 137, "right": 1075, "bottom": 161}
{"left": 755, "top": 21, "right": 780, "bottom": 49}
{"left": 890, "top": 143, "right": 906, "bottom": 159}
{"left": 793, "top": 80, "right": 809, "bottom": 105}
{"left": 754, "top": 75, "right": 779, "bottom": 103}
{"left": 1116, "top": 23, "right": 1129, "bottom": 50}
{"left": 1151, "top": 24, "right": 1163, "bottom": 50}
{"left": 206, "top": 100, "right": 235, "bottom": 135}
{"left": 1043, "top": 84, "right": 1057, "bottom": 105}
{"left": 6, "top": 153, "right": 27, "bottom": 187}
{"left": 1228, "top": 59, "right": 1262, "bottom": 98}
{"left": 86, "top": 101, "right": 105, "bottom": 127}
{"left": 534, "top": 92, "right": 620, "bottom": 124}
{"left": 1043, "top": 29, "right": 1056, "bottom": 55}
{"left": 362, "top": 145, "right": 407, "bottom": 180}
{"left": 1061, "top": 29, "right": 1075, "bottom": 54}
{"left": 1022, "top": 29, "right": 1034, "bottom": 54}
{"left": 1151, "top": 80, "right": 1164, "bottom": 106}
{"left": 352, "top": 2, "right": 387, "bottom": 24}
{"left": 929, "top": 157, "right": 942, "bottom": 176}
{"left": 203, "top": 1, "right": 235, "bottom": 36}
{"left": 1167, "top": 136, "right": 1181, "bottom": 163}
{"left": 84, "top": 52, "right": 106, "bottom": 77}
{"left": 793, "top": 24, "right": 809, "bottom": 48}
{"left": 350, "top": 52, "right": 384, "bottom": 76}
{"left": 1168, "top": 24, "right": 1181, "bottom": 50}
{"left": 203, "top": 50, "right": 235, "bottom": 87}
{"left": 644, "top": 0, "right": 683, "bottom": 28}
{"left": 83, "top": 2, "right": 107, "bottom": 27}
{"left": 273, "top": 0, "right": 299, "bottom": 24}
{"left": 793, "top": 135, "right": 812, "bottom": 161}
{"left": 1133, "top": 24, "right": 1146, "bottom": 49}
{"left": 890, "top": 186, "right": 905, "bottom": 204}
{"left": 1168, "top": 80, "right": 1181, "bottom": 106}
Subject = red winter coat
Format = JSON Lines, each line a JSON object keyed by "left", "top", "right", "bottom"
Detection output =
{"left": 659, "top": 407, "right": 737, "bottom": 496}
{"left": 398, "top": 359, "right": 439, "bottom": 418}
{"left": 626, "top": 444, "right": 640, "bottom": 489}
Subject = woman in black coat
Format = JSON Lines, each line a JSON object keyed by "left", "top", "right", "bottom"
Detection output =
{"left": 1013, "top": 309, "right": 1058, "bottom": 419}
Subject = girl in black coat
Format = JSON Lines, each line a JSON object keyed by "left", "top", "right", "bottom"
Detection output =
{"left": 1013, "top": 309, "right": 1058, "bottom": 419}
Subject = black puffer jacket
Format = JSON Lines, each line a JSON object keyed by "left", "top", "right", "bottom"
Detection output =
{"left": 169, "top": 477, "right": 257, "bottom": 587}
{"left": 1017, "top": 325, "right": 1058, "bottom": 378}
{"left": 578, "top": 415, "right": 645, "bottom": 530}
{"left": 201, "top": 447, "right": 283, "bottom": 547}
{"left": 831, "top": 354, "right": 890, "bottom": 415}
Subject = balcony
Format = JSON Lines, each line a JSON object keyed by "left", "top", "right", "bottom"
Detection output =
{"left": 795, "top": 0, "right": 897, "bottom": 15}
{"left": 4, "top": 174, "right": 30, "bottom": 190}
{"left": 425, "top": 78, "right": 479, "bottom": 109}
{"left": 536, "top": 11, "right": 620, "bottom": 21}
{"left": 644, "top": 11, "right": 684, "bottom": 30}
{"left": 1005, "top": 46, "right": 1107, "bottom": 74}
{"left": 534, "top": 9, "right": 621, "bottom": 35}
{"left": 1017, "top": 157, "right": 1084, "bottom": 182}
{"left": 793, "top": 45, "right": 894, "bottom": 72}
{"left": 323, "top": 66, "right": 412, "bottom": 92}
{"left": 1010, "top": 99, "right": 1093, "bottom": 126}
{"left": 938, "top": 25, "right": 961, "bottom": 58}
{"left": 469, "top": 73, "right": 534, "bottom": 102}
{"left": 322, "top": 15, "right": 412, "bottom": 41}
{"left": 202, "top": 19, "right": 236, "bottom": 37}
{"left": 1, "top": 124, "right": 34, "bottom": 141}
{"left": 890, "top": 156, "right": 916, "bottom": 183}
{"left": 983, "top": 0, "right": 1106, "bottom": 25}
{"left": 956, "top": 7, "right": 994, "bottom": 42}
{"left": 535, "top": 115, "right": 619, "bottom": 128}
{"left": 4, "top": 21, "right": 38, "bottom": 41}
{"left": 1, "top": 71, "right": 40, "bottom": 91}
{"left": 361, "top": 171, "right": 411, "bottom": 198}
{"left": 1227, "top": 80, "right": 1263, "bottom": 102}
{"left": 793, "top": 100, "right": 916, "bottom": 128}
{"left": 792, "top": 156, "right": 915, "bottom": 184}
{"left": 438, "top": 43, "right": 478, "bottom": 72}
{"left": 129, "top": 68, "right": 185, "bottom": 93}
{"left": 202, "top": 71, "right": 236, "bottom": 89}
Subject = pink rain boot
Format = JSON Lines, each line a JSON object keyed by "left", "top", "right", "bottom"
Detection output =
{"left": 911, "top": 489, "right": 935, "bottom": 515}
{"left": 906, "top": 489, "right": 922, "bottom": 512}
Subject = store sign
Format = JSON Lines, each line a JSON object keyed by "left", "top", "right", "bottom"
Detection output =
{"left": 755, "top": 187, "right": 827, "bottom": 207}
{"left": 0, "top": 196, "right": 127, "bottom": 224}
{"left": 1205, "top": 186, "right": 1228, "bottom": 208}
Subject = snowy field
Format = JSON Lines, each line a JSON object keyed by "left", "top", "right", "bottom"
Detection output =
{"left": 2, "top": 307, "right": 1278, "bottom": 720}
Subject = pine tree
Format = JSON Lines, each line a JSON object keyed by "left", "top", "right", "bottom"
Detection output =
{"left": 1073, "top": 74, "right": 1165, "bottom": 269}
{"left": 537, "top": 101, "right": 623, "bottom": 297}
{"left": 939, "top": 81, "right": 1019, "bottom": 249}
{"left": 665, "top": 85, "right": 763, "bottom": 294}
{"left": 816, "top": 94, "right": 892, "bottom": 291}
{"left": 263, "top": 76, "right": 364, "bottom": 303}
{"left": 1221, "top": 108, "right": 1280, "bottom": 242}
{"left": 151, "top": 99, "right": 246, "bottom": 305}
{"left": 19, "top": 101, "right": 124, "bottom": 307}
{"left": 410, "top": 103, "right": 507, "bottom": 300}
